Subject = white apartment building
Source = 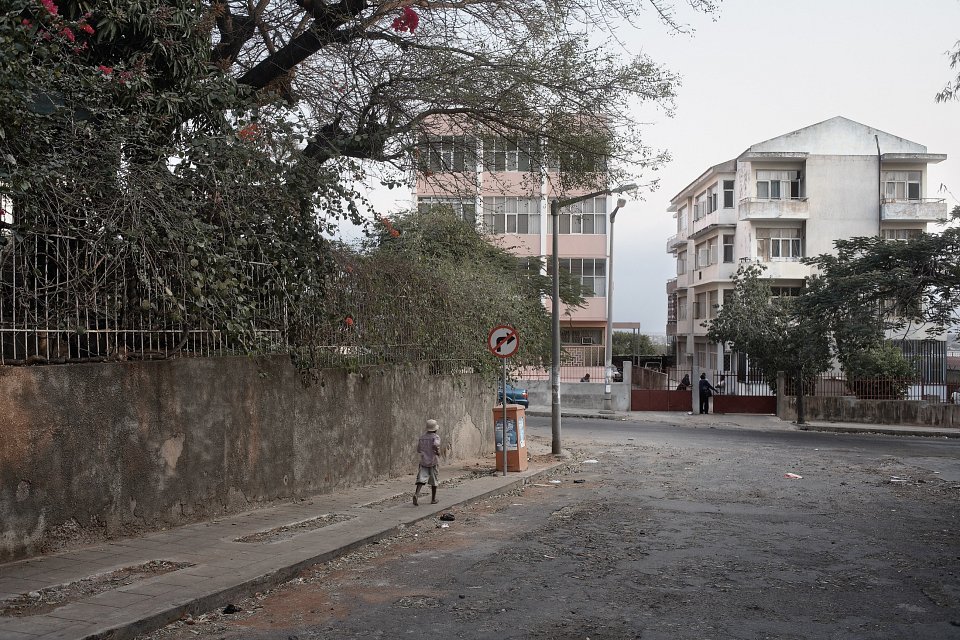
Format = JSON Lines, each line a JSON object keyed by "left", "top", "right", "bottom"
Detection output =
{"left": 413, "top": 131, "right": 618, "bottom": 375}
{"left": 665, "top": 116, "right": 949, "bottom": 378}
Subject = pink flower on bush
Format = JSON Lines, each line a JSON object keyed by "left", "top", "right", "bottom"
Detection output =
{"left": 79, "top": 23, "right": 94, "bottom": 34}
{"left": 391, "top": 7, "right": 419, "bottom": 33}
{"left": 39, "top": 0, "right": 58, "bottom": 16}
{"left": 59, "top": 27, "right": 75, "bottom": 42}
{"left": 98, "top": 65, "right": 113, "bottom": 74}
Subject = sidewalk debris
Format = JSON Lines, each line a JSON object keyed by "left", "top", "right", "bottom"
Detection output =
{"left": 548, "top": 480, "right": 562, "bottom": 484}
{"left": 784, "top": 473, "right": 803, "bottom": 479}
{"left": 222, "top": 604, "right": 242, "bottom": 614}
{"left": 439, "top": 513, "right": 455, "bottom": 522}
{"left": 582, "top": 459, "right": 599, "bottom": 464}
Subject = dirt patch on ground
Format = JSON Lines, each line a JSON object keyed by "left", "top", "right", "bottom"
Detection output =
{"left": 234, "top": 513, "right": 355, "bottom": 543}
{"left": 1, "top": 560, "right": 191, "bottom": 617}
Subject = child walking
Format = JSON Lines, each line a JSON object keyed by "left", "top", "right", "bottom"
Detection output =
{"left": 414, "top": 419, "right": 441, "bottom": 506}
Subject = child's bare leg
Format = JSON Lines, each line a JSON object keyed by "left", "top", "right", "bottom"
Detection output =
{"left": 430, "top": 485, "right": 438, "bottom": 504}
{"left": 414, "top": 482, "right": 424, "bottom": 506}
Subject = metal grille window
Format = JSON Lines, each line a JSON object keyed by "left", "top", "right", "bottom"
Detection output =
{"left": 482, "top": 197, "right": 541, "bottom": 234}
{"left": 559, "top": 197, "right": 607, "bottom": 235}
{"left": 482, "top": 137, "right": 536, "bottom": 172}
{"left": 882, "top": 171, "right": 921, "bottom": 201}
{"left": 554, "top": 258, "right": 607, "bottom": 297}
{"left": 418, "top": 136, "right": 476, "bottom": 172}
{"left": 756, "top": 170, "right": 802, "bottom": 200}
{"left": 756, "top": 227, "right": 803, "bottom": 261}
{"left": 418, "top": 197, "right": 477, "bottom": 226}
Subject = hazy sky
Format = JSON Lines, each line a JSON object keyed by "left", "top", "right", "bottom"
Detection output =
{"left": 358, "top": 0, "right": 960, "bottom": 335}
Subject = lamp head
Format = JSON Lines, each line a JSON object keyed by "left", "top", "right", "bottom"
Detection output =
{"left": 616, "top": 197, "right": 627, "bottom": 208}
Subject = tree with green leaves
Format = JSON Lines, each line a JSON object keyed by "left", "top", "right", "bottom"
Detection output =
{"left": 705, "top": 264, "right": 831, "bottom": 423}
{"left": 1, "top": 0, "right": 716, "bottom": 361}
{"left": 801, "top": 212, "right": 960, "bottom": 375}
{"left": 612, "top": 331, "right": 662, "bottom": 356}
{"left": 351, "top": 207, "right": 585, "bottom": 376}
{"left": 936, "top": 39, "right": 960, "bottom": 103}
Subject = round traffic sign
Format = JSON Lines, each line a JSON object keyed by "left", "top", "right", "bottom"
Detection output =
{"left": 487, "top": 325, "right": 519, "bottom": 358}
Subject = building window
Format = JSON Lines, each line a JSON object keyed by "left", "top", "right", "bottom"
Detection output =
{"left": 677, "top": 251, "right": 687, "bottom": 276}
{"left": 694, "top": 191, "right": 707, "bottom": 221}
{"left": 756, "top": 170, "right": 802, "bottom": 200}
{"left": 482, "top": 196, "right": 541, "bottom": 234}
{"left": 882, "top": 171, "right": 921, "bottom": 201}
{"left": 677, "top": 205, "right": 688, "bottom": 233}
{"left": 722, "top": 180, "right": 734, "bottom": 208}
{"left": 722, "top": 234, "right": 735, "bottom": 263}
{"left": 559, "top": 196, "right": 607, "bottom": 234}
{"left": 695, "top": 238, "right": 718, "bottom": 269}
{"left": 483, "top": 137, "right": 536, "bottom": 172}
{"left": 560, "top": 328, "right": 603, "bottom": 346}
{"left": 707, "top": 184, "right": 718, "bottom": 214}
{"left": 418, "top": 136, "right": 476, "bottom": 172}
{"left": 694, "top": 292, "right": 707, "bottom": 319}
{"left": 554, "top": 258, "right": 607, "bottom": 297}
{"left": 756, "top": 227, "right": 803, "bottom": 261}
{"left": 882, "top": 228, "right": 923, "bottom": 241}
{"left": 708, "top": 290, "right": 719, "bottom": 318}
{"left": 418, "top": 197, "right": 477, "bottom": 225}
{"left": 770, "top": 286, "right": 802, "bottom": 297}
{"left": 677, "top": 296, "right": 687, "bottom": 320}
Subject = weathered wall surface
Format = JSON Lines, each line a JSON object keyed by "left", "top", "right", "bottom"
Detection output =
{"left": 522, "top": 368, "right": 632, "bottom": 412}
{"left": 778, "top": 395, "right": 960, "bottom": 427}
{"left": 0, "top": 357, "right": 493, "bottom": 562}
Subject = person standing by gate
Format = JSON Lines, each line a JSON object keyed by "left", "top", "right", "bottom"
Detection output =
{"left": 698, "top": 373, "right": 718, "bottom": 414}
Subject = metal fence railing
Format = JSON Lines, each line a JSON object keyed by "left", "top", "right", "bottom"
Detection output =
{"left": 794, "top": 373, "right": 956, "bottom": 403}
{"left": 0, "top": 228, "right": 471, "bottom": 374}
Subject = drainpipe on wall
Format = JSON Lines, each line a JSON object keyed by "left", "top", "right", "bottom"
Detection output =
{"left": 876, "top": 134, "right": 882, "bottom": 234}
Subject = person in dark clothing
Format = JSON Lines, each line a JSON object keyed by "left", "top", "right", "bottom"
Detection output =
{"left": 677, "top": 374, "right": 691, "bottom": 391}
{"left": 698, "top": 373, "right": 718, "bottom": 414}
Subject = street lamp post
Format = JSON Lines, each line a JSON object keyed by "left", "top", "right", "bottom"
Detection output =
{"left": 603, "top": 197, "right": 628, "bottom": 412}
{"left": 549, "top": 183, "right": 636, "bottom": 456}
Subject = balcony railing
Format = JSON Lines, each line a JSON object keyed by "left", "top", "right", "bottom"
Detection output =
{"left": 666, "top": 233, "right": 686, "bottom": 252}
{"left": 881, "top": 198, "right": 948, "bottom": 221}
{"left": 738, "top": 197, "right": 809, "bottom": 220}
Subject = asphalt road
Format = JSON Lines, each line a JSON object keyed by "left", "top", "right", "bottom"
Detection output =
{"left": 144, "top": 417, "right": 960, "bottom": 640}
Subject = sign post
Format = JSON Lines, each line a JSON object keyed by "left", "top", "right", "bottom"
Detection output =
{"left": 487, "top": 325, "right": 519, "bottom": 477}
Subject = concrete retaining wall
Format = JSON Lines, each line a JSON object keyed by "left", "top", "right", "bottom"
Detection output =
{"left": 522, "top": 368, "right": 632, "bottom": 412}
{"left": 0, "top": 356, "right": 494, "bottom": 562}
{"left": 778, "top": 394, "right": 960, "bottom": 427}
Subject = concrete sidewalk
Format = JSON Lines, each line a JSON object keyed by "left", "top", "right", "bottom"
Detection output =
{"left": 526, "top": 406, "right": 960, "bottom": 438}
{"left": 0, "top": 449, "right": 566, "bottom": 640}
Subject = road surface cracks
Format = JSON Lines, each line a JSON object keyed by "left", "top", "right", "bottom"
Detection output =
{"left": 142, "top": 432, "right": 960, "bottom": 640}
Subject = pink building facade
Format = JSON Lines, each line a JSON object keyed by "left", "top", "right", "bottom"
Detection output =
{"left": 413, "top": 133, "right": 613, "bottom": 371}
